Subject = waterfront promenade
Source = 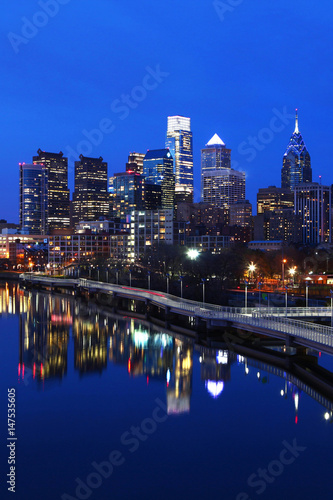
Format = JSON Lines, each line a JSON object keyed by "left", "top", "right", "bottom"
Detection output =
{"left": 19, "top": 273, "right": 333, "bottom": 354}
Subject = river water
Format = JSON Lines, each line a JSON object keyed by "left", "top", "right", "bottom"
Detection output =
{"left": 0, "top": 281, "right": 332, "bottom": 500}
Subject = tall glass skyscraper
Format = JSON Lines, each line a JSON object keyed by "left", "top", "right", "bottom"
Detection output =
{"left": 281, "top": 110, "right": 312, "bottom": 190}
{"left": 143, "top": 149, "right": 175, "bottom": 210}
{"left": 201, "top": 134, "right": 245, "bottom": 219}
{"left": 73, "top": 155, "right": 109, "bottom": 227}
{"left": 109, "top": 171, "right": 145, "bottom": 219}
{"left": 33, "top": 149, "right": 70, "bottom": 232}
{"left": 165, "top": 116, "right": 193, "bottom": 203}
{"left": 19, "top": 163, "right": 48, "bottom": 235}
{"left": 201, "top": 134, "right": 231, "bottom": 199}
{"left": 294, "top": 182, "right": 331, "bottom": 244}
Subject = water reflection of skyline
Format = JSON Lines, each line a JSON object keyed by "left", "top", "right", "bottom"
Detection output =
{"left": 1, "top": 282, "right": 333, "bottom": 421}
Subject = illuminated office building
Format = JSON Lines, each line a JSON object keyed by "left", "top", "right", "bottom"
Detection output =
{"left": 201, "top": 134, "right": 245, "bottom": 218}
{"left": 165, "top": 116, "right": 193, "bottom": 203}
{"left": 257, "top": 186, "right": 294, "bottom": 214}
{"left": 130, "top": 209, "right": 173, "bottom": 257}
{"left": 110, "top": 171, "right": 145, "bottom": 218}
{"left": 294, "top": 182, "right": 331, "bottom": 244}
{"left": 201, "top": 133, "right": 231, "bottom": 198}
{"left": 229, "top": 200, "right": 252, "bottom": 227}
{"left": 48, "top": 234, "right": 111, "bottom": 267}
{"left": 202, "top": 168, "right": 245, "bottom": 212}
{"left": 281, "top": 111, "right": 312, "bottom": 190}
{"left": 73, "top": 155, "right": 109, "bottom": 226}
{"left": 33, "top": 150, "right": 70, "bottom": 232}
{"left": 143, "top": 149, "right": 175, "bottom": 210}
{"left": 19, "top": 163, "right": 48, "bottom": 235}
{"left": 126, "top": 152, "right": 145, "bottom": 174}
{"left": 144, "top": 183, "right": 162, "bottom": 210}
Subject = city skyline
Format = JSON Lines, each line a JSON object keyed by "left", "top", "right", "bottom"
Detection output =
{"left": 1, "top": 1, "right": 333, "bottom": 222}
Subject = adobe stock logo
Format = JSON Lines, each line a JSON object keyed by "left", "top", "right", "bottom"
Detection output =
{"left": 61, "top": 398, "right": 168, "bottom": 500}
{"left": 213, "top": 0, "right": 244, "bottom": 22}
{"left": 8, "top": 0, "right": 71, "bottom": 54}
{"left": 235, "top": 439, "right": 307, "bottom": 499}
{"left": 65, "top": 65, "right": 169, "bottom": 165}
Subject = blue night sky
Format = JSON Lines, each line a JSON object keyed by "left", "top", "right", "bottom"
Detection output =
{"left": 1, "top": 0, "right": 333, "bottom": 223}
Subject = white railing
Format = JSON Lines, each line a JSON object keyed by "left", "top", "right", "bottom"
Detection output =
{"left": 19, "top": 274, "right": 333, "bottom": 348}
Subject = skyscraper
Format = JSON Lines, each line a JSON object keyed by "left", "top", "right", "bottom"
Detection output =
{"left": 72, "top": 155, "right": 109, "bottom": 227}
{"left": 110, "top": 171, "right": 145, "bottom": 218}
{"left": 19, "top": 163, "right": 48, "bottom": 235}
{"left": 126, "top": 152, "right": 145, "bottom": 174}
{"left": 165, "top": 116, "right": 193, "bottom": 203}
{"left": 33, "top": 149, "right": 70, "bottom": 232}
{"left": 143, "top": 149, "right": 175, "bottom": 210}
{"left": 201, "top": 135, "right": 245, "bottom": 218}
{"left": 294, "top": 182, "right": 331, "bottom": 244}
{"left": 281, "top": 110, "right": 312, "bottom": 190}
{"left": 201, "top": 133, "right": 231, "bottom": 198}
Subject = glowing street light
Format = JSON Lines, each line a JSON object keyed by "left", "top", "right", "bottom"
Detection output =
{"left": 187, "top": 249, "right": 199, "bottom": 260}
{"left": 248, "top": 262, "right": 256, "bottom": 274}
{"left": 289, "top": 266, "right": 296, "bottom": 286}
{"left": 248, "top": 262, "right": 256, "bottom": 283}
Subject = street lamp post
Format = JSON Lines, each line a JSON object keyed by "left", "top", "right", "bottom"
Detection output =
{"left": 180, "top": 276, "right": 183, "bottom": 298}
{"left": 148, "top": 271, "right": 151, "bottom": 290}
{"left": 285, "top": 286, "right": 288, "bottom": 314}
{"left": 116, "top": 269, "right": 119, "bottom": 285}
{"left": 166, "top": 273, "right": 169, "bottom": 295}
{"left": 258, "top": 282, "right": 262, "bottom": 309}
{"left": 306, "top": 283, "right": 309, "bottom": 308}
{"left": 245, "top": 280, "right": 248, "bottom": 312}
{"left": 282, "top": 259, "right": 287, "bottom": 288}
{"left": 202, "top": 279, "right": 205, "bottom": 303}
{"left": 129, "top": 269, "right": 132, "bottom": 287}
{"left": 97, "top": 267, "right": 100, "bottom": 282}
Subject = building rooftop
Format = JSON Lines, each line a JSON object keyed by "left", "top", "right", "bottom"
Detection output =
{"left": 206, "top": 133, "right": 225, "bottom": 147}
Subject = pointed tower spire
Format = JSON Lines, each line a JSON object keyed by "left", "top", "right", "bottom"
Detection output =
{"left": 294, "top": 109, "right": 299, "bottom": 134}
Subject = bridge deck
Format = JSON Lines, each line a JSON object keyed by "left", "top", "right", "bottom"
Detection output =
{"left": 19, "top": 274, "right": 333, "bottom": 352}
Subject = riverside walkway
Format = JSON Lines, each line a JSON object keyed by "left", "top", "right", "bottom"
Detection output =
{"left": 19, "top": 274, "right": 333, "bottom": 354}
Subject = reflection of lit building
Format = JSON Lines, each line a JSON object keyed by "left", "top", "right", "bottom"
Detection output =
{"left": 167, "top": 339, "right": 193, "bottom": 414}
{"left": 74, "top": 312, "right": 108, "bottom": 375}
{"left": 18, "top": 292, "right": 70, "bottom": 381}
{"left": 109, "top": 319, "right": 174, "bottom": 381}
{"left": 199, "top": 349, "right": 232, "bottom": 399}
{"left": 0, "top": 283, "right": 23, "bottom": 315}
